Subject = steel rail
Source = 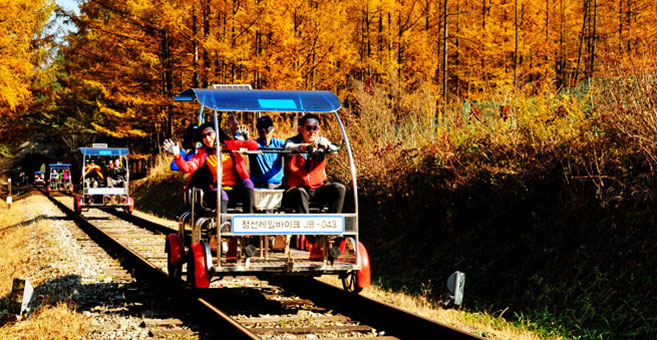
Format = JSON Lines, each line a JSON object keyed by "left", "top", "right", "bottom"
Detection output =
{"left": 41, "top": 188, "right": 483, "bottom": 340}
{"left": 40, "top": 188, "right": 261, "bottom": 339}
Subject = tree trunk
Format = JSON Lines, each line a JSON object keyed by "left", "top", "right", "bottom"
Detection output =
{"left": 386, "top": 11, "right": 392, "bottom": 65}
{"left": 455, "top": 0, "right": 460, "bottom": 98}
{"left": 425, "top": 0, "right": 430, "bottom": 30}
{"left": 192, "top": 0, "right": 199, "bottom": 88}
{"left": 202, "top": 0, "right": 210, "bottom": 88}
{"left": 378, "top": 8, "right": 383, "bottom": 54}
{"left": 545, "top": 0, "right": 550, "bottom": 42}
{"left": 513, "top": 0, "right": 518, "bottom": 91}
{"left": 481, "top": 0, "right": 486, "bottom": 74}
{"left": 557, "top": 0, "right": 566, "bottom": 90}
{"left": 161, "top": 28, "right": 173, "bottom": 138}
{"left": 574, "top": 0, "right": 590, "bottom": 87}
{"left": 588, "top": 0, "right": 597, "bottom": 79}
{"left": 625, "top": 0, "right": 631, "bottom": 51}
{"left": 618, "top": 0, "right": 623, "bottom": 53}
{"left": 442, "top": 0, "right": 448, "bottom": 112}
{"left": 397, "top": 7, "right": 403, "bottom": 80}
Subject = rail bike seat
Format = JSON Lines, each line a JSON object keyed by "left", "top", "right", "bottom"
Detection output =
{"left": 185, "top": 187, "right": 217, "bottom": 214}
{"left": 281, "top": 200, "right": 329, "bottom": 213}
{"left": 185, "top": 187, "right": 251, "bottom": 214}
{"left": 253, "top": 188, "right": 284, "bottom": 212}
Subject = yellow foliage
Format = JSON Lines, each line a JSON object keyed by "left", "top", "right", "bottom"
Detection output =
{"left": 32, "top": 0, "right": 657, "bottom": 141}
{"left": 0, "top": 0, "right": 54, "bottom": 112}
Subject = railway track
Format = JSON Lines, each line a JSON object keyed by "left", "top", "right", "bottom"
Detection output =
{"left": 43, "top": 189, "right": 483, "bottom": 339}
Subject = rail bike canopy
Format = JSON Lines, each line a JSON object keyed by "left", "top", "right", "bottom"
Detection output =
{"left": 49, "top": 163, "right": 71, "bottom": 169}
{"left": 79, "top": 147, "right": 129, "bottom": 156}
{"left": 174, "top": 88, "right": 342, "bottom": 113}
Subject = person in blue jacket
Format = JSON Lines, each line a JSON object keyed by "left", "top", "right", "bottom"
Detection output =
{"left": 249, "top": 116, "right": 285, "bottom": 189}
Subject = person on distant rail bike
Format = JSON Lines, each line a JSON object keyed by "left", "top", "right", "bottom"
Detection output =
{"left": 51, "top": 169, "right": 59, "bottom": 184}
{"left": 107, "top": 158, "right": 127, "bottom": 188}
{"left": 62, "top": 169, "right": 70, "bottom": 182}
{"left": 163, "top": 122, "right": 258, "bottom": 213}
{"left": 283, "top": 113, "right": 346, "bottom": 214}
{"left": 82, "top": 159, "right": 104, "bottom": 188}
{"left": 249, "top": 116, "right": 285, "bottom": 189}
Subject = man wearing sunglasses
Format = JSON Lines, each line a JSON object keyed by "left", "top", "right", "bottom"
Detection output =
{"left": 249, "top": 116, "right": 285, "bottom": 189}
{"left": 283, "top": 113, "right": 346, "bottom": 214}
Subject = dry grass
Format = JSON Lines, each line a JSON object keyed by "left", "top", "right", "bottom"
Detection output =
{"left": 332, "top": 78, "right": 597, "bottom": 197}
{"left": 0, "top": 194, "right": 93, "bottom": 339}
{"left": 317, "top": 276, "right": 563, "bottom": 340}
{"left": 0, "top": 303, "right": 92, "bottom": 340}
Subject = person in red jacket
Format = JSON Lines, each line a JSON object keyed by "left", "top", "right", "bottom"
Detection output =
{"left": 163, "top": 122, "right": 258, "bottom": 213}
{"left": 283, "top": 113, "right": 346, "bottom": 213}
{"left": 81, "top": 159, "right": 104, "bottom": 188}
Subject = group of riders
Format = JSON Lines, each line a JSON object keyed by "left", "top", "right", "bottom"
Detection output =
{"left": 163, "top": 113, "right": 346, "bottom": 215}
{"left": 49, "top": 168, "right": 71, "bottom": 185}
{"left": 82, "top": 157, "right": 127, "bottom": 189}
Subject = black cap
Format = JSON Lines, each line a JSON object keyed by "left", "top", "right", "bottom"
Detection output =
{"left": 256, "top": 116, "right": 274, "bottom": 129}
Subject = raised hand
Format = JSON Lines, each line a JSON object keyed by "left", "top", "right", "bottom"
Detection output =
{"left": 163, "top": 139, "right": 180, "bottom": 156}
{"left": 239, "top": 125, "right": 249, "bottom": 140}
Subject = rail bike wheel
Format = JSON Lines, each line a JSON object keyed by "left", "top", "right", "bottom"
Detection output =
{"left": 341, "top": 271, "right": 362, "bottom": 294}
{"left": 124, "top": 197, "right": 134, "bottom": 215}
{"left": 339, "top": 238, "right": 371, "bottom": 293}
{"left": 74, "top": 196, "right": 82, "bottom": 214}
{"left": 166, "top": 233, "right": 183, "bottom": 280}
{"left": 187, "top": 242, "right": 211, "bottom": 288}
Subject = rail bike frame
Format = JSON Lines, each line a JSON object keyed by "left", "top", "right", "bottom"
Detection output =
{"left": 170, "top": 88, "right": 370, "bottom": 292}
{"left": 46, "top": 163, "right": 73, "bottom": 193}
{"left": 34, "top": 171, "right": 45, "bottom": 186}
{"left": 74, "top": 146, "right": 134, "bottom": 214}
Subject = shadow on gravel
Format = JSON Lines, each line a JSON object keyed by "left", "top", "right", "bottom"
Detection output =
{"left": 0, "top": 215, "right": 71, "bottom": 232}
{"left": 83, "top": 216, "right": 112, "bottom": 221}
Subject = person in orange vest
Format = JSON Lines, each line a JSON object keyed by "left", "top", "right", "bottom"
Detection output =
{"left": 82, "top": 159, "right": 104, "bottom": 188}
{"left": 164, "top": 122, "right": 258, "bottom": 213}
{"left": 283, "top": 113, "right": 346, "bottom": 213}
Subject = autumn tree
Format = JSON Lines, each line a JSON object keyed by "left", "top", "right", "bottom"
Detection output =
{"left": 0, "top": 0, "right": 54, "bottom": 115}
{"left": 46, "top": 0, "right": 657, "bottom": 144}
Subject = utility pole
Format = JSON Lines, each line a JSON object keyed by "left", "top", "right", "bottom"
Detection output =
{"left": 7, "top": 178, "right": 11, "bottom": 209}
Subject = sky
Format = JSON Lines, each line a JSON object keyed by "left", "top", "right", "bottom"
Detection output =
{"left": 52, "top": 0, "right": 80, "bottom": 38}
{"left": 56, "top": 0, "right": 80, "bottom": 14}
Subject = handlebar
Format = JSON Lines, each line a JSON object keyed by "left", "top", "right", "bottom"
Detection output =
{"left": 220, "top": 144, "right": 342, "bottom": 155}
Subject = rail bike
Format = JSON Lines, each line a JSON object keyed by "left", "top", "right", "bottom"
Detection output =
{"left": 73, "top": 144, "right": 134, "bottom": 215}
{"left": 46, "top": 163, "right": 73, "bottom": 194}
{"left": 33, "top": 171, "right": 45, "bottom": 186}
{"left": 166, "top": 88, "right": 371, "bottom": 293}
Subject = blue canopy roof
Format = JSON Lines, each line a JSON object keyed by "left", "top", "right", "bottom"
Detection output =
{"left": 80, "top": 147, "right": 129, "bottom": 156}
{"left": 174, "top": 88, "right": 342, "bottom": 113}
{"left": 49, "top": 163, "right": 72, "bottom": 168}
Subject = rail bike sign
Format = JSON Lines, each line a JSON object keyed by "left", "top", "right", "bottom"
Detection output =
{"left": 231, "top": 215, "right": 345, "bottom": 235}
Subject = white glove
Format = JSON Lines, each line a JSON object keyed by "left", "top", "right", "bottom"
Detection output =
{"left": 163, "top": 139, "right": 180, "bottom": 156}
{"left": 239, "top": 125, "right": 249, "bottom": 140}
